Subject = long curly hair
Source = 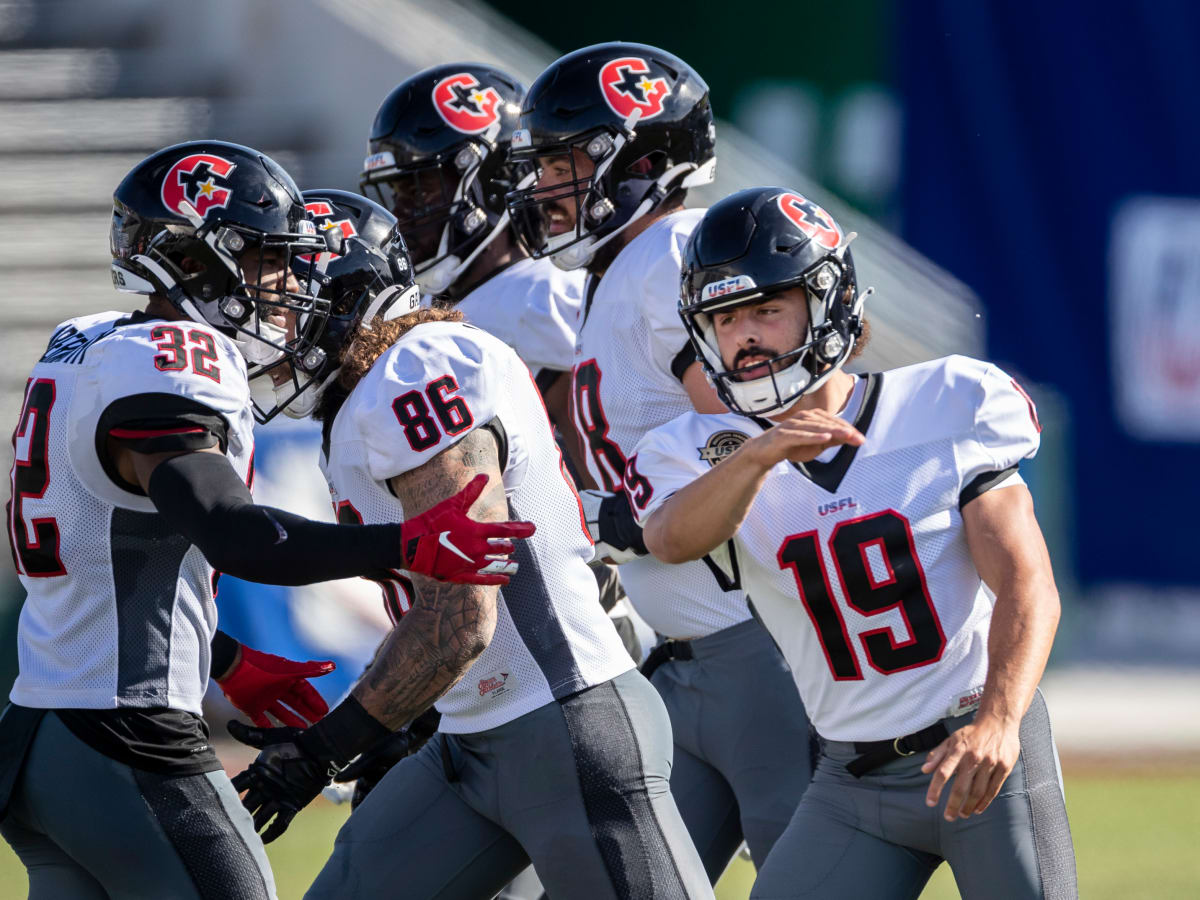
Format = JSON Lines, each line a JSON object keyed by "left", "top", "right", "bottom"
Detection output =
{"left": 314, "top": 307, "right": 465, "bottom": 424}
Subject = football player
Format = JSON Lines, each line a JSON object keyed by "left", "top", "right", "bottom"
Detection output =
{"left": 0, "top": 142, "right": 531, "bottom": 900}
{"left": 359, "top": 63, "right": 582, "bottom": 453}
{"left": 357, "top": 66, "right": 643, "bottom": 832}
{"left": 227, "top": 190, "right": 715, "bottom": 899}
{"left": 505, "top": 42, "right": 814, "bottom": 881}
{"left": 630, "top": 187, "right": 1078, "bottom": 898}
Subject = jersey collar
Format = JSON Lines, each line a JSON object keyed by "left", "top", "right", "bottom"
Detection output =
{"left": 750, "top": 371, "right": 883, "bottom": 494}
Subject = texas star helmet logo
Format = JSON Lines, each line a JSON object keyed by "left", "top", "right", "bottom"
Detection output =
{"left": 432, "top": 73, "right": 502, "bottom": 134}
{"left": 299, "top": 200, "right": 358, "bottom": 263}
{"left": 776, "top": 192, "right": 843, "bottom": 250}
{"left": 698, "top": 430, "right": 749, "bottom": 467}
{"left": 161, "top": 153, "right": 237, "bottom": 219}
{"left": 598, "top": 57, "right": 669, "bottom": 120}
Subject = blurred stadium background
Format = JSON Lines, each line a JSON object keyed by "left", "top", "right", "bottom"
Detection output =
{"left": 0, "top": 0, "right": 1197, "bottom": 897}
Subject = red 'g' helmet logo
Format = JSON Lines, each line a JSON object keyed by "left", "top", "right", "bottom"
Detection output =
{"left": 432, "top": 74, "right": 502, "bottom": 134}
{"left": 777, "top": 192, "right": 843, "bottom": 250}
{"left": 161, "top": 153, "right": 237, "bottom": 219}
{"left": 598, "top": 57, "right": 669, "bottom": 121}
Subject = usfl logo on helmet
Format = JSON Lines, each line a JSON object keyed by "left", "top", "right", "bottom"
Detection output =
{"left": 777, "top": 192, "right": 843, "bottom": 250}
{"left": 432, "top": 73, "right": 502, "bottom": 134}
{"left": 598, "top": 57, "right": 669, "bottom": 121}
{"left": 300, "top": 200, "right": 358, "bottom": 262}
{"left": 161, "top": 153, "right": 237, "bottom": 219}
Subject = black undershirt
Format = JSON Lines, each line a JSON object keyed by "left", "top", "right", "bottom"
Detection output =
{"left": 53, "top": 707, "right": 222, "bottom": 776}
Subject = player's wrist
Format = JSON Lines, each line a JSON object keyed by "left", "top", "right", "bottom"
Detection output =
{"left": 736, "top": 435, "right": 782, "bottom": 473}
{"left": 301, "top": 695, "right": 391, "bottom": 767}
{"left": 972, "top": 704, "right": 1022, "bottom": 733}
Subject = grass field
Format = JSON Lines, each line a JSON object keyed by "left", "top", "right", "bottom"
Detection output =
{"left": 1, "top": 770, "right": 1197, "bottom": 898}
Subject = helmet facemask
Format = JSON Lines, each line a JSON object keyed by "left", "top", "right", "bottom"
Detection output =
{"left": 361, "top": 125, "right": 516, "bottom": 296}
{"left": 686, "top": 254, "right": 869, "bottom": 417}
{"left": 507, "top": 110, "right": 711, "bottom": 271}
{"left": 119, "top": 212, "right": 331, "bottom": 376}
{"left": 252, "top": 224, "right": 420, "bottom": 422}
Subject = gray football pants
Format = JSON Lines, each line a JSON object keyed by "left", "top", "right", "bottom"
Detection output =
{"left": 750, "top": 689, "right": 1078, "bottom": 900}
{"left": 0, "top": 711, "right": 275, "bottom": 900}
{"left": 650, "top": 618, "right": 812, "bottom": 880}
{"left": 305, "top": 668, "right": 714, "bottom": 900}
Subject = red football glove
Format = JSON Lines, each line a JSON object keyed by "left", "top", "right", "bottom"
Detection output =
{"left": 397, "top": 474, "right": 536, "bottom": 586}
{"left": 217, "top": 645, "right": 336, "bottom": 728}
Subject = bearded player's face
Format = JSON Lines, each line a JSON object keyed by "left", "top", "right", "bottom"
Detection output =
{"left": 712, "top": 287, "right": 809, "bottom": 382}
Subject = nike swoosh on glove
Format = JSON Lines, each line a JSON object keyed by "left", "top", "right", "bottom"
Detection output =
{"left": 397, "top": 474, "right": 536, "bottom": 585}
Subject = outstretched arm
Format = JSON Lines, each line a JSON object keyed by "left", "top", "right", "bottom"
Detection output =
{"left": 112, "top": 442, "right": 528, "bottom": 586}
{"left": 643, "top": 408, "right": 863, "bottom": 563}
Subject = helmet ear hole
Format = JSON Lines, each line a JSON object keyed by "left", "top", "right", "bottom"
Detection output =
{"left": 626, "top": 150, "right": 664, "bottom": 176}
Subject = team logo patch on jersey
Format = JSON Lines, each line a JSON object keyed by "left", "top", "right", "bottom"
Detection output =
{"left": 161, "top": 153, "right": 237, "bottom": 219}
{"left": 432, "top": 73, "right": 502, "bottom": 134}
{"left": 477, "top": 670, "right": 511, "bottom": 698}
{"left": 698, "top": 430, "right": 749, "bottom": 467}
{"left": 777, "top": 192, "right": 843, "bottom": 250}
{"left": 598, "top": 57, "right": 669, "bottom": 120}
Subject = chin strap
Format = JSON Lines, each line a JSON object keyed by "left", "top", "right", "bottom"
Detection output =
{"left": 548, "top": 160, "right": 700, "bottom": 271}
{"left": 278, "top": 367, "right": 340, "bottom": 419}
{"left": 417, "top": 126, "right": 504, "bottom": 296}
{"left": 417, "top": 209, "right": 512, "bottom": 295}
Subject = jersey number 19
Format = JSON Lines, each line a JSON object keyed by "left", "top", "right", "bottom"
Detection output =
{"left": 778, "top": 510, "right": 945, "bottom": 680}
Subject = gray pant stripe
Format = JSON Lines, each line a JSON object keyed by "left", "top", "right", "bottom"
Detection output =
{"left": 560, "top": 680, "right": 689, "bottom": 900}
{"left": 1018, "top": 691, "right": 1079, "bottom": 899}
{"left": 132, "top": 767, "right": 271, "bottom": 900}
{"left": 111, "top": 507, "right": 191, "bottom": 702}
{"left": 503, "top": 499, "right": 585, "bottom": 698}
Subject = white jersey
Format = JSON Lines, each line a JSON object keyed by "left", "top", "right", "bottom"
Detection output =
{"left": 321, "top": 320, "right": 633, "bottom": 734}
{"left": 572, "top": 208, "right": 750, "bottom": 639}
{"left": 630, "top": 357, "right": 1042, "bottom": 741}
{"left": 452, "top": 256, "right": 583, "bottom": 373}
{"left": 8, "top": 311, "right": 254, "bottom": 714}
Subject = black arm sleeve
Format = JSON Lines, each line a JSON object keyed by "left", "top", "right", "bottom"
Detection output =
{"left": 670, "top": 342, "right": 698, "bottom": 382}
{"left": 210, "top": 629, "right": 239, "bottom": 679}
{"left": 596, "top": 491, "right": 648, "bottom": 556}
{"left": 147, "top": 451, "right": 407, "bottom": 586}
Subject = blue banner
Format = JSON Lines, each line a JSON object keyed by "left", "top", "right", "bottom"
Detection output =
{"left": 898, "top": 0, "right": 1200, "bottom": 587}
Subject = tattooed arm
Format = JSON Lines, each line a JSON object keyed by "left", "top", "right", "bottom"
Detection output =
{"left": 350, "top": 426, "right": 506, "bottom": 729}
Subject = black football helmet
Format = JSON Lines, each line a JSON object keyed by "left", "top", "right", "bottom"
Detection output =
{"left": 505, "top": 42, "right": 716, "bottom": 270}
{"left": 360, "top": 63, "right": 527, "bottom": 296}
{"left": 680, "top": 187, "right": 873, "bottom": 416}
{"left": 258, "top": 189, "right": 420, "bottom": 421}
{"left": 110, "top": 140, "right": 331, "bottom": 385}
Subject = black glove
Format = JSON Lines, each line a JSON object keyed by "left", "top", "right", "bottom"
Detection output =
{"left": 228, "top": 696, "right": 388, "bottom": 843}
{"left": 333, "top": 708, "right": 441, "bottom": 809}
{"left": 227, "top": 721, "right": 332, "bottom": 843}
